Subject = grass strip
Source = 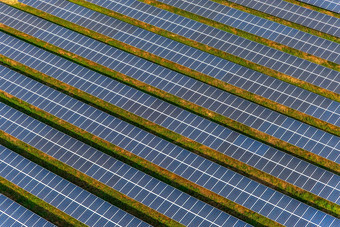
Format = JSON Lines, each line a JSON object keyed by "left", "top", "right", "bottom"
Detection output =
{"left": 1, "top": 23, "right": 339, "bottom": 171}
{"left": 283, "top": 0, "right": 340, "bottom": 18}
{"left": 134, "top": 0, "right": 338, "bottom": 71}
{"left": 0, "top": 57, "right": 339, "bottom": 219}
{"left": 0, "top": 175, "right": 85, "bottom": 227}
{"left": 0, "top": 130, "right": 181, "bottom": 227}
{"left": 211, "top": 0, "right": 340, "bottom": 43}
{"left": 4, "top": 1, "right": 340, "bottom": 104}
{"left": 0, "top": 93, "right": 280, "bottom": 227}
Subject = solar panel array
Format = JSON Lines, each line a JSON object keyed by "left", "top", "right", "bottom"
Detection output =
{"left": 2, "top": 2, "right": 340, "bottom": 130}
{"left": 1, "top": 36, "right": 340, "bottom": 205}
{"left": 0, "top": 193, "right": 54, "bottom": 227}
{"left": 0, "top": 145, "right": 150, "bottom": 227}
{"left": 0, "top": 102, "right": 250, "bottom": 227}
{"left": 0, "top": 69, "right": 338, "bottom": 226}
{"left": 18, "top": 0, "right": 340, "bottom": 94}
{"left": 0, "top": 0, "right": 339, "bottom": 226}
{"left": 156, "top": 0, "right": 340, "bottom": 64}
{"left": 2, "top": 6, "right": 340, "bottom": 164}
{"left": 227, "top": 0, "right": 340, "bottom": 36}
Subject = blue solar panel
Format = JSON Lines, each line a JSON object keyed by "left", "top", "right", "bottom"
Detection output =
{"left": 227, "top": 0, "right": 340, "bottom": 36}
{"left": 119, "top": 0, "right": 340, "bottom": 64}
{"left": 0, "top": 193, "right": 54, "bottom": 227}
{"left": 0, "top": 145, "right": 150, "bottom": 227}
{"left": 0, "top": 65, "right": 339, "bottom": 225}
{"left": 298, "top": 0, "right": 340, "bottom": 13}
{"left": 0, "top": 104, "right": 250, "bottom": 227}
{"left": 1, "top": 16, "right": 340, "bottom": 164}
{"left": 14, "top": 0, "right": 340, "bottom": 94}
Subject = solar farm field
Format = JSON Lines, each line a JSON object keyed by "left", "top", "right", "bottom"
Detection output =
{"left": 0, "top": 0, "right": 339, "bottom": 226}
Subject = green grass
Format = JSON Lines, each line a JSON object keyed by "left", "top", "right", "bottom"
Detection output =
{"left": 0, "top": 174, "right": 85, "bottom": 226}
{"left": 0, "top": 130, "right": 181, "bottom": 227}
{"left": 0, "top": 56, "right": 339, "bottom": 219}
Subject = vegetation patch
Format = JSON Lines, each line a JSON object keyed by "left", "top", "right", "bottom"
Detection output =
{"left": 1, "top": 0, "right": 18, "bottom": 4}
{"left": 0, "top": 58, "right": 339, "bottom": 219}
{"left": 0, "top": 175, "right": 85, "bottom": 227}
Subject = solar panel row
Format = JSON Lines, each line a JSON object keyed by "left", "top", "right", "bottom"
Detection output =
{"left": 0, "top": 145, "right": 151, "bottom": 227}
{"left": 2, "top": 11, "right": 340, "bottom": 164}
{"left": 0, "top": 44, "right": 339, "bottom": 206}
{"left": 143, "top": 0, "right": 340, "bottom": 64}
{"left": 0, "top": 104, "right": 251, "bottom": 227}
{"left": 2, "top": 3, "right": 340, "bottom": 132}
{"left": 298, "top": 0, "right": 340, "bottom": 13}
{"left": 227, "top": 0, "right": 340, "bottom": 36}
{"left": 0, "top": 193, "right": 54, "bottom": 227}
{"left": 0, "top": 65, "right": 338, "bottom": 226}
{"left": 17, "top": 0, "right": 340, "bottom": 94}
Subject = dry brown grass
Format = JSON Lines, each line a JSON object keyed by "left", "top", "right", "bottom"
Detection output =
{"left": 1, "top": 0, "right": 18, "bottom": 4}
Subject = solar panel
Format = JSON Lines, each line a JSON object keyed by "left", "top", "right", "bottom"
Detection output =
{"left": 17, "top": 0, "right": 340, "bottom": 94}
{"left": 298, "top": 0, "right": 340, "bottom": 13}
{"left": 108, "top": 0, "right": 340, "bottom": 64}
{"left": 0, "top": 145, "right": 150, "bottom": 227}
{"left": 0, "top": 65, "right": 339, "bottom": 225}
{"left": 3, "top": 2, "right": 340, "bottom": 118}
{"left": 0, "top": 193, "right": 54, "bottom": 227}
{"left": 0, "top": 104, "right": 250, "bottom": 227}
{"left": 227, "top": 0, "right": 340, "bottom": 36}
{"left": 1, "top": 17, "right": 340, "bottom": 163}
